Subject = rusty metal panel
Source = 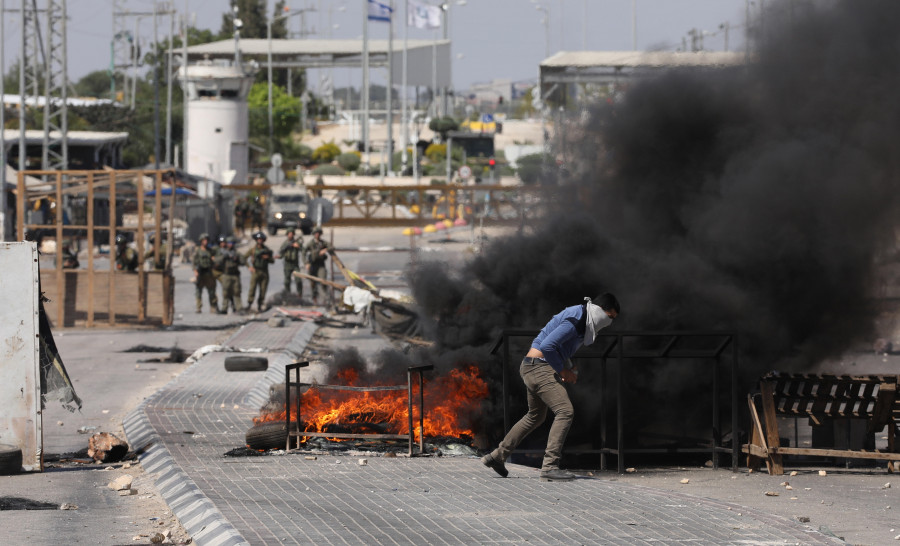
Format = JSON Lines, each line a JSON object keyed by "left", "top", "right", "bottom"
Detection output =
{"left": 0, "top": 242, "right": 42, "bottom": 471}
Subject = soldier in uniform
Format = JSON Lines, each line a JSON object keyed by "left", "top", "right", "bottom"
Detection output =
{"left": 143, "top": 233, "right": 168, "bottom": 270}
{"left": 211, "top": 235, "right": 227, "bottom": 301}
{"left": 114, "top": 234, "right": 139, "bottom": 272}
{"left": 303, "top": 227, "right": 331, "bottom": 304}
{"left": 234, "top": 198, "right": 248, "bottom": 235}
{"left": 61, "top": 241, "right": 80, "bottom": 269}
{"left": 250, "top": 195, "right": 264, "bottom": 232}
{"left": 276, "top": 228, "right": 303, "bottom": 298}
{"left": 245, "top": 231, "right": 275, "bottom": 312}
{"left": 192, "top": 233, "right": 219, "bottom": 313}
{"left": 217, "top": 237, "right": 244, "bottom": 314}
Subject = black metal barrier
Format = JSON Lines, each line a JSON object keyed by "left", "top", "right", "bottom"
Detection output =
{"left": 285, "top": 361, "right": 434, "bottom": 456}
{"left": 489, "top": 330, "right": 739, "bottom": 473}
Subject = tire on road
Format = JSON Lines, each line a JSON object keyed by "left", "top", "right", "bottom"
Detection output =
{"left": 0, "top": 444, "right": 23, "bottom": 475}
{"left": 245, "top": 421, "right": 288, "bottom": 451}
{"left": 224, "top": 355, "right": 268, "bottom": 372}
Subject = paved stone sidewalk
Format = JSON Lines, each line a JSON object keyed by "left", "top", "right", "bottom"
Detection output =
{"left": 125, "top": 320, "right": 844, "bottom": 545}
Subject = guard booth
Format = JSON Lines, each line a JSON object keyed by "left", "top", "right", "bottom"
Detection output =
{"left": 15, "top": 169, "right": 178, "bottom": 328}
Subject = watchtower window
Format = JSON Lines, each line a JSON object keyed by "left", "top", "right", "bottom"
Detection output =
{"left": 220, "top": 89, "right": 239, "bottom": 98}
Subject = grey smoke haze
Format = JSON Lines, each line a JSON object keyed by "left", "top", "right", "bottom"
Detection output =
{"left": 409, "top": 0, "right": 900, "bottom": 379}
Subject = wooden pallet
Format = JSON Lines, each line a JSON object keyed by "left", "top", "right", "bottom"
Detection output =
{"left": 743, "top": 372, "right": 900, "bottom": 475}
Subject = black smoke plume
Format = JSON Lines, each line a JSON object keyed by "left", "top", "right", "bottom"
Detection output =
{"left": 399, "top": 0, "right": 900, "bottom": 451}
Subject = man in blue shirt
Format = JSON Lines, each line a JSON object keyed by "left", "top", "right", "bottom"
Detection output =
{"left": 482, "top": 293, "right": 620, "bottom": 482}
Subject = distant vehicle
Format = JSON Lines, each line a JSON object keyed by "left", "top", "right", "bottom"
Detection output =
{"left": 267, "top": 185, "right": 313, "bottom": 235}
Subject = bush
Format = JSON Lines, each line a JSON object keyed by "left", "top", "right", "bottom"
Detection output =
{"left": 428, "top": 116, "right": 459, "bottom": 141}
{"left": 516, "top": 153, "right": 552, "bottom": 185}
{"left": 337, "top": 152, "right": 361, "bottom": 172}
{"left": 312, "top": 141, "right": 342, "bottom": 164}
{"left": 311, "top": 164, "right": 345, "bottom": 176}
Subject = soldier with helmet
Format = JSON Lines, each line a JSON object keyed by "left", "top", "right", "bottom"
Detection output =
{"left": 303, "top": 226, "right": 331, "bottom": 304}
{"left": 114, "top": 233, "right": 139, "bottom": 272}
{"left": 244, "top": 231, "right": 275, "bottom": 312}
{"left": 211, "top": 235, "right": 227, "bottom": 298}
{"left": 192, "top": 233, "right": 219, "bottom": 313}
{"left": 216, "top": 236, "right": 244, "bottom": 314}
{"left": 275, "top": 227, "right": 304, "bottom": 298}
{"left": 143, "top": 233, "right": 168, "bottom": 270}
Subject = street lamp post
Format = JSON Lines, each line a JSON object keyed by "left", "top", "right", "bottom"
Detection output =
{"left": 267, "top": 8, "right": 301, "bottom": 156}
{"left": 535, "top": 5, "right": 550, "bottom": 59}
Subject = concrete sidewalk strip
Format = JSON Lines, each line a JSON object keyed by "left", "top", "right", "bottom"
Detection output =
{"left": 126, "top": 319, "right": 844, "bottom": 545}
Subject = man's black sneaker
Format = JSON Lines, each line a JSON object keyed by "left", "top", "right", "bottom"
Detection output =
{"left": 540, "top": 469, "right": 576, "bottom": 482}
{"left": 481, "top": 454, "right": 508, "bottom": 478}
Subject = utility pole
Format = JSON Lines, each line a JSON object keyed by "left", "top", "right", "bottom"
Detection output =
{"left": 165, "top": 3, "right": 173, "bottom": 166}
{"left": 362, "top": 0, "right": 370, "bottom": 170}
{"left": 41, "top": 0, "right": 68, "bottom": 171}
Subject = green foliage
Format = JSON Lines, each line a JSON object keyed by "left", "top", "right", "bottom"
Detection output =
{"left": 219, "top": 0, "right": 286, "bottom": 40}
{"left": 428, "top": 116, "right": 459, "bottom": 140}
{"left": 311, "top": 164, "right": 345, "bottom": 176}
{"left": 514, "top": 86, "right": 538, "bottom": 118}
{"left": 276, "top": 138, "right": 313, "bottom": 166}
{"left": 425, "top": 143, "right": 446, "bottom": 164}
{"left": 312, "top": 141, "right": 342, "bottom": 164}
{"left": 337, "top": 152, "right": 361, "bottom": 172}
{"left": 516, "top": 153, "right": 551, "bottom": 185}
{"left": 247, "top": 82, "right": 299, "bottom": 140}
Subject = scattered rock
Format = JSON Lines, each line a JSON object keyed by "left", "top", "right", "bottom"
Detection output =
{"left": 680, "top": 478, "right": 690, "bottom": 484}
{"left": 790, "top": 470, "right": 798, "bottom": 476}
{"left": 358, "top": 458, "right": 368, "bottom": 466}
{"left": 118, "top": 488, "right": 136, "bottom": 496}
{"left": 780, "top": 481, "right": 789, "bottom": 486}
{"left": 88, "top": 432, "right": 129, "bottom": 463}
{"left": 123, "top": 463, "right": 131, "bottom": 469}
{"left": 704, "top": 460, "right": 713, "bottom": 468}
{"left": 797, "top": 516, "right": 810, "bottom": 523}
{"left": 150, "top": 532, "right": 165, "bottom": 544}
{"left": 818, "top": 470, "right": 827, "bottom": 476}
{"left": 267, "top": 317, "right": 285, "bottom": 327}
{"left": 304, "top": 456, "right": 317, "bottom": 460}
{"left": 884, "top": 483, "right": 892, "bottom": 489}
{"left": 57, "top": 421, "right": 64, "bottom": 426}
{"left": 77, "top": 426, "right": 97, "bottom": 434}
{"left": 786, "top": 485, "right": 793, "bottom": 490}
{"left": 59, "top": 503, "right": 78, "bottom": 510}
{"left": 108, "top": 474, "right": 134, "bottom": 491}
{"left": 625, "top": 467, "right": 636, "bottom": 473}
{"left": 765, "top": 491, "right": 779, "bottom": 496}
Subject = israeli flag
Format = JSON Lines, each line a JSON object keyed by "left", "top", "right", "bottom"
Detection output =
{"left": 368, "top": 0, "right": 393, "bottom": 23}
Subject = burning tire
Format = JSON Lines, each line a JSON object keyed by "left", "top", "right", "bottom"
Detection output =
{"left": 245, "top": 421, "right": 287, "bottom": 451}
{"left": 224, "top": 355, "right": 268, "bottom": 372}
{"left": 0, "top": 444, "right": 23, "bottom": 475}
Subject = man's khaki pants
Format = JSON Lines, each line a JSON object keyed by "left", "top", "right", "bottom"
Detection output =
{"left": 491, "top": 359, "right": 574, "bottom": 472}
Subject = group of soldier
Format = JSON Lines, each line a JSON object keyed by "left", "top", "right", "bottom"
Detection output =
{"left": 233, "top": 195, "right": 264, "bottom": 235}
{"left": 111, "top": 227, "right": 331, "bottom": 314}
{"left": 192, "top": 227, "right": 331, "bottom": 314}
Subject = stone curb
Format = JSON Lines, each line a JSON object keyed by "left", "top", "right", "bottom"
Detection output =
{"left": 123, "top": 320, "right": 318, "bottom": 546}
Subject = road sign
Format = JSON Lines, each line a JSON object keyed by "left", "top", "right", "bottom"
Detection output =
{"left": 481, "top": 113, "right": 494, "bottom": 123}
{"left": 266, "top": 166, "right": 285, "bottom": 184}
{"left": 458, "top": 165, "right": 472, "bottom": 179}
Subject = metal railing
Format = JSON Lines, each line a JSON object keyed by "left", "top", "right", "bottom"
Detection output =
{"left": 490, "top": 329, "right": 740, "bottom": 473}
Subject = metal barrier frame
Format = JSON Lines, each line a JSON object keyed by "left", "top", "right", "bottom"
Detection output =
{"left": 285, "top": 362, "right": 434, "bottom": 456}
{"left": 490, "top": 329, "right": 739, "bottom": 473}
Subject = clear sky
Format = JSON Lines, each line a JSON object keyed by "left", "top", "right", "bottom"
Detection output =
{"left": 2, "top": 0, "right": 752, "bottom": 94}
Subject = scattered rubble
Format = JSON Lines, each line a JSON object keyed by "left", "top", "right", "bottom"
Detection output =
{"left": 680, "top": 479, "right": 690, "bottom": 484}
{"left": 59, "top": 503, "right": 78, "bottom": 510}
{"left": 818, "top": 470, "right": 827, "bottom": 476}
{"left": 89, "top": 432, "right": 129, "bottom": 463}
{"left": 765, "top": 491, "right": 779, "bottom": 497}
{"left": 797, "top": 516, "right": 810, "bottom": 523}
{"left": 108, "top": 474, "right": 134, "bottom": 491}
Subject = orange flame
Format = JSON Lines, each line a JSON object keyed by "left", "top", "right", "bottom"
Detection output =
{"left": 254, "top": 365, "right": 488, "bottom": 441}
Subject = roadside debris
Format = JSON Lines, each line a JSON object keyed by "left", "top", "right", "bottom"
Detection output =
{"left": 88, "top": 432, "right": 129, "bottom": 463}
{"left": 765, "top": 491, "right": 779, "bottom": 497}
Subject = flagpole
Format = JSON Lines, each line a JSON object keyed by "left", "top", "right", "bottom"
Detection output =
{"left": 401, "top": 0, "right": 409, "bottom": 175}
{"left": 386, "top": 0, "right": 394, "bottom": 175}
{"left": 363, "top": 0, "right": 371, "bottom": 171}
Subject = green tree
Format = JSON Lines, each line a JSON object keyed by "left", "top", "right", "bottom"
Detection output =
{"left": 337, "top": 152, "right": 361, "bottom": 172}
{"left": 247, "top": 82, "right": 299, "bottom": 140}
{"left": 428, "top": 116, "right": 459, "bottom": 141}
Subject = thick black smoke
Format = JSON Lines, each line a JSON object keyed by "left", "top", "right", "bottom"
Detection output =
{"left": 411, "top": 0, "right": 900, "bottom": 376}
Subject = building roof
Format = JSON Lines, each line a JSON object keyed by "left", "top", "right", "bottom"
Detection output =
{"left": 2, "top": 129, "right": 129, "bottom": 147}
{"left": 187, "top": 38, "right": 448, "bottom": 66}
{"left": 540, "top": 50, "right": 745, "bottom": 69}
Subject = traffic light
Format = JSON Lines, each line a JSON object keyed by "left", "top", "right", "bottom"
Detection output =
{"left": 488, "top": 158, "right": 496, "bottom": 171}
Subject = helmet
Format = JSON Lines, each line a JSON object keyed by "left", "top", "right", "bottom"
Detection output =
{"left": 312, "top": 227, "right": 323, "bottom": 235}
{"left": 198, "top": 233, "right": 209, "bottom": 243}
{"left": 225, "top": 236, "right": 236, "bottom": 245}
{"left": 218, "top": 235, "right": 226, "bottom": 244}
{"left": 115, "top": 234, "right": 127, "bottom": 245}
{"left": 253, "top": 231, "right": 267, "bottom": 241}
{"left": 285, "top": 228, "right": 296, "bottom": 235}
